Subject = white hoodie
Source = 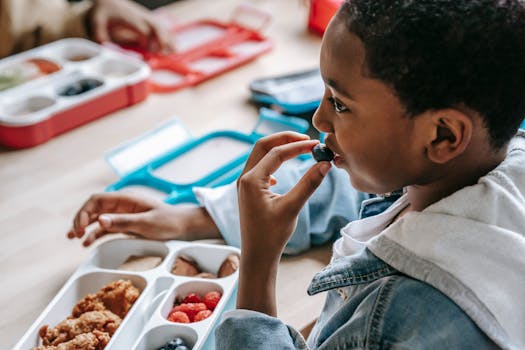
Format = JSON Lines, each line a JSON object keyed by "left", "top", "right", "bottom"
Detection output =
{"left": 363, "top": 130, "right": 525, "bottom": 350}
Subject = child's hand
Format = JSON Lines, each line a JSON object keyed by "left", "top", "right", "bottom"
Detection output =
{"left": 90, "top": 0, "right": 174, "bottom": 53}
{"left": 236, "top": 132, "right": 331, "bottom": 315}
{"left": 67, "top": 192, "right": 220, "bottom": 246}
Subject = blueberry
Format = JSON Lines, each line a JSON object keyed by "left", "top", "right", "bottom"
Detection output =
{"left": 60, "top": 83, "right": 83, "bottom": 96}
{"left": 173, "top": 338, "right": 185, "bottom": 346}
{"left": 166, "top": 338, "right": 185, "bottom": 350}
{"left": 174, "top": 346, "right": 190, "bottom": 350}
{"left": 80, "top": 79, "right": 101, "bottom": 92}
{"left": 312, "top": 143, "right": 334, "bottom": 162}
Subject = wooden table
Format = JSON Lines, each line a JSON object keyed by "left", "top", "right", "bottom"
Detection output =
{"left": 0, "top": 0, "right": 332, "bottom": 347}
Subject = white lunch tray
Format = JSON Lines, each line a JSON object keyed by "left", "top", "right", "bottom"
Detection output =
{"left": 13, "top": 238, "right": 240, "bottom": 350}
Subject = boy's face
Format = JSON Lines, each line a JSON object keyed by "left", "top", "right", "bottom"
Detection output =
{"left": 313, "top": 16, "right": 428, "bottom": 194}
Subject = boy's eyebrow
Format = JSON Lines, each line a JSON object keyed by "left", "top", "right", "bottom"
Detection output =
{"left": 325, "top": 78, "right": 355, "bottom": 101}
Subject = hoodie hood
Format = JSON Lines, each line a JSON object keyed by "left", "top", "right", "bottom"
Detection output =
{"left": 367, "top": 130, "right": 525, "bottom": 350}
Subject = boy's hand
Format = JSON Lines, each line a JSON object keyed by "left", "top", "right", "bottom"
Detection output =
{"left": 236, "top": 132, "right": 331, "bottom": 315}
{"left": 67, "top": 193, "right": 220, "bottom": 246}
{"left": 90, "top": 0, "right": 174, "bottom": 53}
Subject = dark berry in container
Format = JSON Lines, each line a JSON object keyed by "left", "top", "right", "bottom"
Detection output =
{"left": 167, "top": 338, "right": 185, "bottom": 349}
{"left": 312, "top": 143, "right": 334, "bottom": 162}
{"left": 60, "top": 82, "right": 83, "bottom": 96}
{"left": 59, "top": 79, "right": 102, "bottom": 96}
{"left": 158, "top": 337, "right": 190, "bottom": 350}
{"left": 80, "top": 78, "right": 102, "bottom": 92}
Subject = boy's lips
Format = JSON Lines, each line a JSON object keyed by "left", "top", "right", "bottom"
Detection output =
{"left": 324, "top": 139, "right": 344, "bottom": 166}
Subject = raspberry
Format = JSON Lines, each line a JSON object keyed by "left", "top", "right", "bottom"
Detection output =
{"left": 204, "top": 291, "right": 222, "bottom": 311}
{"left": 167, "top": 311, "right": 190, "bottom": 323}
{"left": 183, "top": 293, "right": 202, "bottom": 304}
{"left": 172, "top": 303, "right": 207, "bottom": 321}
{"left": 194, "top": 309, "right": 213, "bottom": 322}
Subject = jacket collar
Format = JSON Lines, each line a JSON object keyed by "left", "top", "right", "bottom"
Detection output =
{"left": 307, "top": 248, "right": 396, "bottom": 295}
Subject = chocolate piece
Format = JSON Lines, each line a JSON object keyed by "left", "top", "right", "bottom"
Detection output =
{"left": 218, "top": 254, "right": 240, "bottom": 278}
{"left": 171, "top": 255, "right": 199, "bottom": 276}
{"left": 118, "top": 255, "right": 162, "bottom": 272}
{"left": 194, "top": 272, "right": 217, "bottom": 279}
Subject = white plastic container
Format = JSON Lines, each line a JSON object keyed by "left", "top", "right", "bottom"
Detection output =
{"left": 13, "top": 239, "right": 240, "bottom": 350}
{"left": 0, "top": 38, "right": 150, "bottom": 149}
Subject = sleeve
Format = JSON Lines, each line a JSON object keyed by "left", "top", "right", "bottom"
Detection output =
{"left": 215, "top": 310, "right": 309, "bottom": 350}
{"left": 194, "top": 159, "right": 370, "bottom": 255}
{"left": 0, "top": 0, "right": 93, "bottom": 58}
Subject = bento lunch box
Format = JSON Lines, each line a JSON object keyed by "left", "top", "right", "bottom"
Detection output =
{"left": 0, "top": 38, "right": 150, "bottom": 149}
{"left": 249, "top": 68, "right": 324, "bottom": 115}
{"left": 13, "top": 239, "right": 240, "bottom": 350}
{"left": 118, "top": 4, "right": 273, "bottom": 93}
{"left": 105, "top": 108, "right": 311, "bottom": 204}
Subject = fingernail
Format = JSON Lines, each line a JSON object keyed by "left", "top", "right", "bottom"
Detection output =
{"left": 99, "top": 215, "right": 111, "bottom": 228}
{"left": 319, "top": 162, "right": 331, "bottom": 176}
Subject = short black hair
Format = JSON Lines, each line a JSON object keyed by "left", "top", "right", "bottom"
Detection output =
{"left": 339, "top": 0, "right": 525, "bottom": 149}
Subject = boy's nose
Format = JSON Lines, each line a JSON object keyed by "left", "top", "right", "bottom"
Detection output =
{"left": 312, "top": 100, "right": 334, "bottom": 134}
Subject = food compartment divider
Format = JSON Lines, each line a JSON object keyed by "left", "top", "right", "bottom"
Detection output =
{"left": 132, "top": 241, "right": 240, "bottom": 350}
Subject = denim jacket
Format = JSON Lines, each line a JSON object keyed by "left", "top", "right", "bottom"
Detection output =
{"left": 215, "top": 195, "right": 498, "bottom": 350}
{"left": 208, "top": 131, "right": 525, "bottom": 349}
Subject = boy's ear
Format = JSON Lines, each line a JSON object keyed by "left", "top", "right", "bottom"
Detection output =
{"left": 425, "top": 109, "right": 473, "bottom": 164}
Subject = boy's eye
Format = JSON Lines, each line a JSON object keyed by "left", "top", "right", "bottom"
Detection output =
{"left": 327, "top": 97, "right": 349, "bottom": 113}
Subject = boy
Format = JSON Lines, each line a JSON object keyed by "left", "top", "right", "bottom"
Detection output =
{"left": 216, "top": 1, "right": 525, "bottom": 349}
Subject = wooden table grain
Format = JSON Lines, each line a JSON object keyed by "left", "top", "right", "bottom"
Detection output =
{"left": 0, "top": 0, "right": 332, "bottom": 347}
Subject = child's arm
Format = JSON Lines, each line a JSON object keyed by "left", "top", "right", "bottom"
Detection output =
{"left": 68, "top": 152, "right": 364, "bottom": 251}
{"left": 67, "top": 192, "right": 221, "bottom": 246}
{"left": 235, "top": 132, "right": 331, "bottom": 316}
{"left": 196, "top": 160, "right": 369, "bottom": 255}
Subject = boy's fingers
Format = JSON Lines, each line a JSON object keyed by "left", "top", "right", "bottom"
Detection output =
{"left": 82, "top": 225, "right": 108, "bottom": 247}
{"left": 72, "top": 195, "right": 105, "bottom": 237}
{"left": 241, "top": 132, "right": 311, "bottom": 177}
{"left": 280, "top": 161, "right": 331, "bottom": 215}
{"left": 253, "top": 139, "right": 320, "bottom": 178}
{"left": 72, "top": 209, "right": 92, "bottom": 239}
{"left": 71, "top": 192, "right": 155, "bottom": 235}
{"left": 80, "top": 211, "right": 151, "bottom": 247}
{"left": 97, "top": 212, "right": 149, "bottom": 235}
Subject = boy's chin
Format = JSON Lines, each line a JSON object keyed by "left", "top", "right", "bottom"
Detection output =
{"left": 349, "top": 176, "right": 398, "bottom": 196}
{"left": 347, "top": 176, "right": 371, "bottom": 194}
